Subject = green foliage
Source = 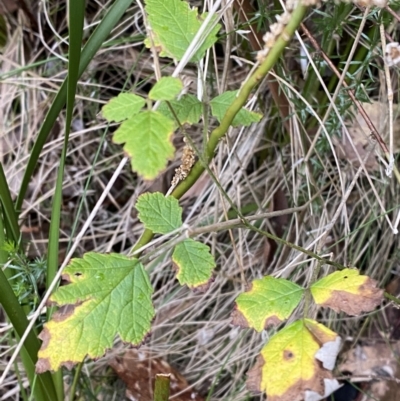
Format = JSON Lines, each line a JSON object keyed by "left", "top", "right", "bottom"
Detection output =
{"left": 102, "top": 93, "right": 145, "bottom": 122}
{"left": 149, "top": 77, "right": 183, "bottom": 101}
{"left": 0, "top": 14, "right": 7, "bottom": 48}
{"left": 2, "top": 2, "right": 390, "bottom": 400}
{"left": 144, "top": 0, "right": 221, "bottom": 62}
{"left": 158, "top": 94, "right": 203, "bottom": 126}
{"left": 3, "top": 241, "right": 46, "bottom": 309}
{"left": 37, "top": 253, "right": 154, "bottom": 372}
{"left": 172, "top": 239, "right": 215, "bottom": 289}
{"left": 136, "top": 192, "right": 182, "bottom": 234}
{"left": 113, "top": 110, "right": 175, "bottom": 179}
{"left": 234, "top": 270, "right": 383, "bottom": 398}
{"left": 210, "top": 91, "right": 262, "bottom": 127}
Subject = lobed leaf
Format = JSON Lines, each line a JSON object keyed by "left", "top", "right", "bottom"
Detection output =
{"left": 102, "top": 93, "right": 145, "bottom": 122}
{"left": 232, "top": 276, "right": 304, "bottom": 331}
{"left": 247, "top": 319, "right": 341, "bottom": 401}
{"left": 113, "top": 110, "right": 175, "bottom": 179}
{"left": 149, "top": 77, "right": 183, "bottom": 101}
{"left": 158, "top": 94, "right": 203, "bottom": 127}
{"left": 172, "top": 239, "right": 215, "bottom": 290}
{"left": 210, "top": 90, "right": 262, "bottom": 127}
{"left": 310, "top": 268, "right": 383, "bottom": 316}
{"left": 36, "top": 253, "right": 154, "bottom": 373}
{"left": 145, "top": 0, "right": 220, "bottom": 62}
{"left": 136, "top": 192, "right": 182, "bottom": 234}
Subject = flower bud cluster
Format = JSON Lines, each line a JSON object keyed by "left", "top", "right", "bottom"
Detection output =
{"left": 256, "top": 9, "right": 292, "bottom": 62}
{"left": 257, "top": 0, "right": 322, "bottom": 62}
{"left": 171, "top": 137, "right": 196, "bottom": 187}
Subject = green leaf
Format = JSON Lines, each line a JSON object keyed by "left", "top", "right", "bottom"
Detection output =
{"left": 113, "top": 110, "right": 175, "bottom": 179}
{"left": 210, "top": 91, "right": 262, "bottom": 127}
{"left": 36, "top": 253, "right": 154, "bottom": 373}
{"left": 247, "top": 319, "right": 341, "bottom": 399}
{"left": 233, "top": 276, "right": 304, "bottom": 332}
{"left": 310, "top": 268, "right": 383, "bottom": 316}
{"left": 145, "top": 0, "right": 220, "bottom": 62}
{"left": 158, "top": 94, "right": 203, "bottom": 127}
{"left": 172, "top": 239, "right": 215, "bottom": 289}
{"left": 136, "top": 192, "right": 183, "bottom": 234}
{"left": 149, "top": 77, "right": 183, "bottom": 101}
{"left": 102, "top": 93, "right": 145, "bottom": 122}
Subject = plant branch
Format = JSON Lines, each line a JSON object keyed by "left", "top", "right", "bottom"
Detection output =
{"left": 172, "top": 3, "right": 307, "bottom": 199}
{"left": 233, "top": 0, "right": 290, "bottom": 129}
{"left": 132, "top": 2, "right": 308, "bottom": 254}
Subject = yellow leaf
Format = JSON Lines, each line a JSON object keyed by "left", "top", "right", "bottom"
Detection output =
{"left": 247, "top": 319, "right": 341, "bottom": 401}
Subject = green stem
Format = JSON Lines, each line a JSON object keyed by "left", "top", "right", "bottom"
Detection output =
{"left": 132, "top": 3, "right": 308, "bottom": 254}
{"left": 240, "top": 220, "right": 345, "bottom": 270}
{"left": 69, "top": 362, "right": 84, "bottom": 401}
{"left": 153, "top": 374, "right": 170, "bottom": 401}
{"left": 174, "top": 6, "right": 307, "bottom": 199}
{"left": 384, "top": 291, "right": 400, "bottom": 305}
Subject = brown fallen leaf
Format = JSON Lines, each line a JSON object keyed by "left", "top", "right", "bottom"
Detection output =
{"left": 339, "top": 342, "right": 400, "bottom": 401}
{"left": 335, "top": 101, "right": 400, "bottom": 171}
{"left": 109, "top": 349, "right": 204, "bottom": 401}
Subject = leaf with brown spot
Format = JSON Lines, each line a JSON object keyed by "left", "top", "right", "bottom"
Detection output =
{"left": 247, "top": 319, "right": 341, "bottom": 401}
{"left": 233, "top": 276, "right": 304, "bottom": 332}
{"left": 310, "top": 269, "right": 383, "bottom": 316}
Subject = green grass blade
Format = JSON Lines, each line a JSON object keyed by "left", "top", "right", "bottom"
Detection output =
{"left": 0, "top": 268, "right": 57, "bottom": 400}
{"left": 0, "top": 163, "right": 20, "bottom": 245}
{"left": 15, "top": 0, "right": 134, "bottom": 212}
{"left": 46, "top": 1, "right": 86, "bottom": 399}
{"left": 0, "top": 204, "right": 8, "bottom": 269}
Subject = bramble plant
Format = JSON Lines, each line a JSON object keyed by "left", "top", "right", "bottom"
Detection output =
{"left": 1, "top": 0, "right": 399, "bottom": 400}
{"left": 34, "top": 0, "right": 386, "bottom": 399}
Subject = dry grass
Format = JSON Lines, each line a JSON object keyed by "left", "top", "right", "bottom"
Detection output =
{"left": 1, "top": 0, "right": 400, "bottom": 400}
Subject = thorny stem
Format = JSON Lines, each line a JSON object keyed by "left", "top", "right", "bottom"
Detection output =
{"left": 131, "top": 3, "right": 400, "bottom": 308}
{"left": 240, "top": 222, "right": 345, "bottom": 270}
{"left": 233, "top": 0, "right": 291, "bottom": 130}
{"left": 132, "top": 2, "right": 308, "bottom": 253}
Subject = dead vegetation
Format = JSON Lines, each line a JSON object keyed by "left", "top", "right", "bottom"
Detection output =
{"left": 1, "top": 0, "right": 400, "bottom": 400}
